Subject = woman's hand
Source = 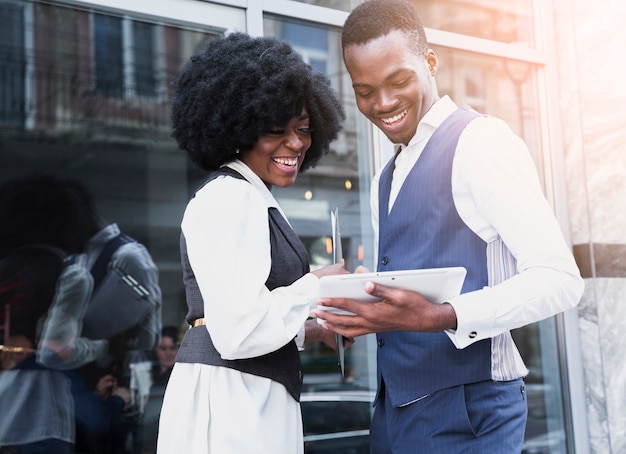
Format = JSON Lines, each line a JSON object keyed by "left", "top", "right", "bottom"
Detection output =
{"left": 310, "top": 263, "right": 349, "bottom": 279}
{"left": 303, "top": 318, "right": 354, "bottom": 351}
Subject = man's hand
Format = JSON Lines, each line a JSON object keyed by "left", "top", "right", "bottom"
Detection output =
{"left": 312, "top": 280, "right": 457, "bottom": 338}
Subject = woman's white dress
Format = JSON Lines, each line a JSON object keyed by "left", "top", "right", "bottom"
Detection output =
{"left": 157, "top": 160, "right": 320, "bottom": 453}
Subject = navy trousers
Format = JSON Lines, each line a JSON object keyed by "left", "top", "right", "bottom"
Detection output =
{"left": 370, "top": 378, "right": 528, "bottom": 453}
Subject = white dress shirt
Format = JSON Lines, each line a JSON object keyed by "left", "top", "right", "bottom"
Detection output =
{"left": 157, "top": 160, "right": 319, "bottom": 453}
{"left": 371, "top": 96, "right": 584, "bottom": 354}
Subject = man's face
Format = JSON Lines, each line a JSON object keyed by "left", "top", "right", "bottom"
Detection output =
{"left": 343, "top": 30, "right": 439, "bottom": 146}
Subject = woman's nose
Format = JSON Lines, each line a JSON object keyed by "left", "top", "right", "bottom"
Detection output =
{"left": 284, "top": 131, "right": 305, "bottom": 150}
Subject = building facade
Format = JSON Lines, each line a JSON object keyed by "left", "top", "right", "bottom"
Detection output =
{"left": 0, "top": 0, "right": 624, "bottom": 453}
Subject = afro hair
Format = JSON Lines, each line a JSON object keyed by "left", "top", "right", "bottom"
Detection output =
{"left": 171, "top": 32, "right": 345, "bottom": 172}
{"left": 341, "top": 0, "right": 428, "bottom": 57}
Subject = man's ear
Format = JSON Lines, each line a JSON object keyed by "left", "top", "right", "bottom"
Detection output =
{"left": 426, "top": 49, "right": 438, "bottom": 76}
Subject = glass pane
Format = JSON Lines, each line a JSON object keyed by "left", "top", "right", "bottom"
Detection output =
{"left": 513, "top": 320, "right": 568, "bottom": 453}
{"left": 0, "top": 1, "right": 224, "bottom": 452}
{"left": 94, "top": 13, "right": 124, "bottom": 97}
{"left": 133, "top": 21, "right": 157, "bottom": 97}
{"left": 432, "top": 45, "right": 545, "bottom": 187}
{"left": 369, "top": 43, "right": 561, "bottom": 453}
{"left": 264, "top": 13, "right": 377, "bottom": 452}
{"left": 289, "top": 0, "right": 354, "bottom": 12}
{"left": 0, "top": 3, "right": 25, "bottom": 128}
{"left": 411, "top": 0, "right": 535, "bottom": 46}
{"left": 289, "top": 0, "right": 535, "bottom": 46}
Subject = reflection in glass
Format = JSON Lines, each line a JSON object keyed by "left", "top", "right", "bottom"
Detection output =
{"left": 263, "top": 16, "right": 377, "bottom": 444}
{"left": 432, "top": 45, "right": 544, "bottom": 187}
{"left": 411, "top": 0, "right": 535, "bottom": 46}
{"left": 0, "top": 2, "right": 220, "bottom": 451}
{"left": 430, "top": 45, "right": 564, "bottom": 454}
{"left": 289, "top": 0, "right": 353, "bottom": 12}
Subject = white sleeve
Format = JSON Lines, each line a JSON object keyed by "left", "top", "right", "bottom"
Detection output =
{"left": 37, "top": 265, "right": 109, "bottom": 369}
{"left": 182, "top": 177, "right": 319, "bottom": 360}
{"left": 445, "top": 116, "right": 584, "bottom": 349}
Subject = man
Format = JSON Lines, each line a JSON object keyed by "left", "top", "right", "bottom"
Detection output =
{"left": 312, "top": 1, "right": 584, "bottom": 452}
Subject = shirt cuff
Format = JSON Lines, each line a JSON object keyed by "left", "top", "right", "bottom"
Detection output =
{"left": 295, "top": 323, "right": 306, "bottom": 351}
{"left": 444, "top": 290, "right": 495, "bottom": 349}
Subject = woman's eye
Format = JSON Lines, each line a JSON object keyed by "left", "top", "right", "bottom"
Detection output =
{"left": 297, "top": 127, "right": 314, "bottom": 134}
{"left": 268, "top": 129, "right": 285, "bottom": 135}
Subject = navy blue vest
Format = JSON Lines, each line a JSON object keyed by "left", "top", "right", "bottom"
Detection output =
{"left": 175, "top": 167, "right": 310, "bottom": 401}
{"left": 376, "top": 107, "right": 492, "bottom": 406}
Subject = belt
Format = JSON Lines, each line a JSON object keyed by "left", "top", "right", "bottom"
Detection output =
{"left": 190, "top": 318, "right": 205, "bottom": 328}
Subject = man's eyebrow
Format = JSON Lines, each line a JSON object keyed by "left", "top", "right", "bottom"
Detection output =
{"left": 352, "top": 69, "right": 412, "bottom": 89}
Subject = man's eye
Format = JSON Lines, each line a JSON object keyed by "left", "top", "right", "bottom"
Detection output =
{"left": 393, "top": 79, "right": 409, "bottom": 88}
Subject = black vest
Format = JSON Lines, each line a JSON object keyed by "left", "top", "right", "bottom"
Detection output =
{"left": 175, "top": 167, "right": 310, "bottom": 401}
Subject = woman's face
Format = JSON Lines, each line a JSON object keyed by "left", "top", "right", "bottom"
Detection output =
{"left": 155, "top": 336, "right": 178, "bottom": 371}
{"left": 240, "top": 109, "right": 312, "bottom": 189}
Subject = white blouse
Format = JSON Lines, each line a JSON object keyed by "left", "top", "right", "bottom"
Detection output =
{"left": 371, "top": 96, "right": 584, "bottom": 351}
{"left": 157, "top": 160, "right": 319, "bottom": 453}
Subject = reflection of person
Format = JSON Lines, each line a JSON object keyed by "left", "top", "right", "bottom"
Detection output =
{"left": 0, "top": 245, "right": 108, "bottom": 453}
{"left": 69, "top": 179, "right": 162, "bottom": 360}
{"left": 313, "top": 1, "right": 585, "bottom": 452}
{"left": 140, "top": 326, "right": 179, "bottom": 454}
{"left": 1, "top": 335, "right": 35, "bottom": 371}
{"left": 151, "top": 326, "right": 179, "bottom": 383}
{"left": 157, "top": 32, "right": 347, "bottom": 453}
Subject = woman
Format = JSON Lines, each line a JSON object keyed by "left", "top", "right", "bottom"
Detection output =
{"left": 157, "top": 33, "right": 347, "bottom": 453}
{"left": 140, "top": 326, "right": 179, "bottom": 454}
{"left": 152, "top": 326, "right": 179, "bottom": 384}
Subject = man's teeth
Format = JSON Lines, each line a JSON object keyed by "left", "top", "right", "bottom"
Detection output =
{"left": 382, "top": 109, "right": 407, "bottom": 124}
{"left": 273, "top": 157, "right": 298, "bottom": 167}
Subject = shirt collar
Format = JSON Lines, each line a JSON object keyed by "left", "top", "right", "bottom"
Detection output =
{"left": 225, "top": 159, "right": 280, "bottom": 209}
{"left": 397, "top": 96, "right": 458, "bottom": 151}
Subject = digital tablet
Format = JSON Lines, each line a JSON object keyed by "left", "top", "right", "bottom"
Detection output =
{"left": 317, "top": 267, "right": 467, "bottom": 316}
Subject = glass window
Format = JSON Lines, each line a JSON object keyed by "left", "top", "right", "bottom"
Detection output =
{"left": 132, "top": 20, "right": 158, "bottom": 97}
{"left": 289, "top": 0, "right": 353, "bottom": 12}
{"left": 0, "top": 1, "right": 574, "bottom": 453}
{"left": 94, "top": 14, "right": 159, "bottom": 99}
{"left": 264, "top": 13, "right": 378, "bottom": 440}
{"left": 412, "top": 0, "right": 535, "bottom": 46}
{"left": 94, "top": 13, "right": 124, "bottom": 97}
{"left": 0, "top": 2, "right": 25, "bottom": 128}
{"left": 0, "top": 1, "right": 220, "bottom": 451}
{"left": 431, "top": 45, "right": 544, "bottom": 185}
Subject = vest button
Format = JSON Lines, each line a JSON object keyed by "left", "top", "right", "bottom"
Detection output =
{"left": 298, "top": 370, "right": 303, "bottom": 381}
{"left": 469, "top": 331, "right": 477, "bottom": 339}
{"left": 377, "top": 339, "right": 385, "bottom": 347}
{"left": 381, "top": 256, "right": 389, "bottom": 265}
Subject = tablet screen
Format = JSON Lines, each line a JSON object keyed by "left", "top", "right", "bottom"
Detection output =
{"left": 317, "top": 267, "right": 467, "bottom": 316}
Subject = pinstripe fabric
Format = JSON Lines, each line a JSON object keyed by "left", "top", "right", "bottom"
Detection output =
{"left": 487, "top": 238, "right": 529, "bottom": 380}
{"left": 375, "top": 108, "right": 493, "bottom": 406}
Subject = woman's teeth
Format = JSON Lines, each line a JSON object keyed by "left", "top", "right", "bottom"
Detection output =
{"left": 273, "top": 157, "right": 298, "bottom": 167}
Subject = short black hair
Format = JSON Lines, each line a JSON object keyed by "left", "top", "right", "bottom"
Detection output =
{"left": 171, "top": 32, "right": 345, "bottom": 172}
{"left": 0, "top": 174, "right": 98, "bottom": 257}
{"left": 161, "top": 325, "right": 180, "bottom": 344}
{"left": 342, "top": 0, "right": 428, "bottom": 56}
